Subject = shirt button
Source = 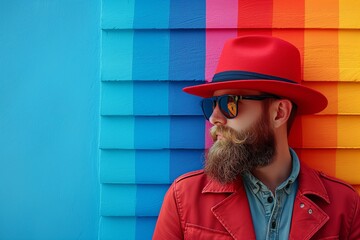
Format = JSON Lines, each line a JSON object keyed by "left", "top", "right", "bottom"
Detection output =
{"left": 271, "top": 221, "right": 276, "bottom": 229}
{"left": 267, "top": 196, "right": 273, "bottom": 203}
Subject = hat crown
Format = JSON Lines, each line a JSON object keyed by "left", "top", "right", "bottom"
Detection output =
{"left": 215, "top": 35, "right": 301, "bottom": 84}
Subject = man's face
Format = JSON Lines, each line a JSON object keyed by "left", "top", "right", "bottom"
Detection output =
{"left": 204, "top": 89, "right": 276, "bottom": 184}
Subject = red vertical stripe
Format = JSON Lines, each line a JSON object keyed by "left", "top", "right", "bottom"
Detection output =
{"left": 237, "top": 0, "right": 273, "bottom": 36}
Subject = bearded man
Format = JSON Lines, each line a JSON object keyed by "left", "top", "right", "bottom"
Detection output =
{"left": 153, "top": 36, "right": 360, "bottom": 240}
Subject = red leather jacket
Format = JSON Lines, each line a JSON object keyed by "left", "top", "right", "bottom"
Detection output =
{"left": 153, "top": 163, "right": 360, "bottom": 240}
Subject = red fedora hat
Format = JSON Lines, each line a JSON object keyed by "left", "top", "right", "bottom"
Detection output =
{"left": 183, "top": 35, "right": 327, "bottom": 115}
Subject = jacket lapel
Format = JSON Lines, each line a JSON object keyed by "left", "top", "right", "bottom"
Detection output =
{"left": 289, "top": 164, "right": 330, "bottom": 240}
{"left": 203, "top": 179, "right": 256, "bottom": 239}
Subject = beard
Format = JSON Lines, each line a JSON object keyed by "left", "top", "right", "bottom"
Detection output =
{"left": 204, "top": 111, "right": 276, "bottom": 184}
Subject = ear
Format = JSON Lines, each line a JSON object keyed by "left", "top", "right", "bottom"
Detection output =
{"left": 271, "top": 99, "right": 293, "bottom": 129}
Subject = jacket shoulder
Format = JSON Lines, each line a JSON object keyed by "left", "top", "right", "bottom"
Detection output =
{"left": 318, "top": 171, "right": 357, "bottom": 194}
{"left": 174, "top": 169, "right": 206, "bottom": 183}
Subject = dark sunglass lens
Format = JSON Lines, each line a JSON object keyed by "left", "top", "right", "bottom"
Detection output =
{"left": 219, "top": 96, "right": 237, "bottom": 118}
{"left": 201, "top": 98, "right": 215, "bottom": 120}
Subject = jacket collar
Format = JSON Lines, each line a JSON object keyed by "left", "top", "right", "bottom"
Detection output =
{"left": 297, "top": 162, "right": 330, "bottom": 204}
{"left": 201, "top": 162, "right": 330, "bottom": 239}
{"left": 202, "top": 177, "right": 240, "bottom": 194}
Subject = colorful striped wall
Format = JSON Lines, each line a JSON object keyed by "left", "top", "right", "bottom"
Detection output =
{"left": 99, "top": 0, "right": 360, "bottom": 239}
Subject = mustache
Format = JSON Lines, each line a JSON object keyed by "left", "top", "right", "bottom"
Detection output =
{"left": 210, "top": 125, "right": 248, "bottom": 144}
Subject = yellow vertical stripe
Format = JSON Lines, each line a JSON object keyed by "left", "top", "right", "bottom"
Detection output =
{"left": 338, "top": 30, "right": 360, "bottom": 81}
{"left": 336, "top": 150, "right": 360, "bottom": 185}
{"left": 339, "top": 0, "right": 360, "bottom": 28}
{"left": 338, "top": 83, "right": 360, "bottom": 114}
{"left": 337, "top": 116, "right": 360, "bottom": 148}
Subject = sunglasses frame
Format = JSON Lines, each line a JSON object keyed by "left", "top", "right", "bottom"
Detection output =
{"left": 201, "top": 94, "right": 279, "bottom": 120}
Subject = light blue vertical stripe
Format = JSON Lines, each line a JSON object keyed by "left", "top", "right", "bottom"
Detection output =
{"left": 132, "top": 30, "right": 170, "bottom": 80}
{"left": 134, "top": 117, "right": 170, "bottom": 149}
{"left": 133, "top": 0, "right": 170, "bottom": 28}
{"left": 135, "top": 150, "right": 170, "bottom": 183}
{"left": 136, "top": 217, "right": 158, "bottom": 240}
{"left": 136, "top": 185, "right": 169, "bottom": 216}
{"left": 133, "top": 82, "right": 169, "bottom": 115}
{"left": 102, "top": 30, "right": 134, "bottom": 80}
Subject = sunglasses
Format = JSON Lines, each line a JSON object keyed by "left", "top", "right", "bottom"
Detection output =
{"left": 201, "top": 94, "right": 279, "bottom": 120}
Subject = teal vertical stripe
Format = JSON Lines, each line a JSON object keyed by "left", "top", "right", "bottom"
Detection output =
{"left": 100, "top": 116, "right": 135, "bottom": 149}
{"left": 102, "top": 0, "right": 135, "bottom": 29}
{"left": 100, "top": 150, "right": 136, "bottom": 183}
{"left": 102, "top": 30, "right": 134, "bottom": 80}
{"left": 101, "top": 185, "right": 136, "bottom": 216}
{"left": 100, "top": 217, "right": 136, "bottom": 240}
{"left": 101, "top": 81, "right": 134, "bottom": 115}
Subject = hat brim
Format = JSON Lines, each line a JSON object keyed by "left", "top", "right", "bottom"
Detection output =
{"left": 183, "top": 79, "right": 328, "bottom": 115}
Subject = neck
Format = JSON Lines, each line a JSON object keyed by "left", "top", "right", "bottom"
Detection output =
{"left": 251, "top": 146, "right": 292, "bottom": 193}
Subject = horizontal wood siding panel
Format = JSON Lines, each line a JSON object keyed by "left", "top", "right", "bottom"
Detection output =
{"left": 100, "top": 216, "right": 157, "bottom": 240}
{"left": 102, "top": 0, "right": 360, "bottom": 30}
{"left": 100, "top": 149, "right": 203, "bottom": 184}
{"left": 100, "top": 1, "right": 360, "bottom": 239}
{"left": 100, "top": 116, "right": 205, "bottom": 149}
{"left": 101, "top": 29, "right": 360, "bottom": 82}
{"left": 292, "top": 115, "right": 360, "bottom": 148}
{"left": 296, "top": 148, "right": 360, "bottom": 185}
{"left": 101, "top": 184, "right": 169, "bottom": 216}
{"left": 100, "top": 77, "right": 360, "bottom": 118}
{"left": 101, "top": 81, "right": 203, "bottom": 116}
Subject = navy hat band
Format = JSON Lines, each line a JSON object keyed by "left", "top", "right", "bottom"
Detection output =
{"left": 212, "top": 70, "right": 297, "bottom": 84}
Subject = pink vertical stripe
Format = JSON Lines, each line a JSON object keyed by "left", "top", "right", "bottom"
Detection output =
{"left": 206, "top": 0, "right": 238, "bottom": 28}
{"left": 205, "top": 0, "right": 238, "bottom": 148}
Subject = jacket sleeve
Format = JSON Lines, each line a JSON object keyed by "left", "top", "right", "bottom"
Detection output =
{"left": 348, "top": 193, "right": 360, "bottom": 239}
{"left": 153, "top": 183, "right": 183, "bottom": 240}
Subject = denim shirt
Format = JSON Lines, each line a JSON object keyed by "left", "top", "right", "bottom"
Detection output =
{"left": 243, "top": 148, "right": 300, "bottom": 240}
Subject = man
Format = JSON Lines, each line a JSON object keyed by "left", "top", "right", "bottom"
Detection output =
{"left": 153, "top": 35, "right": 360, "bottom": 239}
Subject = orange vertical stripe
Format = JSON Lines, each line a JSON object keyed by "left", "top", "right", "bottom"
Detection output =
{"left": 305, "top": 0, "right": 339, "bottom": 28}
{"left": 302, "top": 1, "right": 339, "bottom": 177}
{"left": 297, "top": 149, "right": 337, "bottom": 177}
{"left": 273, "top": 0, "right": 305, "bottom": 28}
{"left": 272, "top": 0, "right": 305, "bottom": 149}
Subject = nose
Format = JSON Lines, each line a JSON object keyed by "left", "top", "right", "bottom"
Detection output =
{"left": 209, "top": 105, "right": 227, "bottom": 126}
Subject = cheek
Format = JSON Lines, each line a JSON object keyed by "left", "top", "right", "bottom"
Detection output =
{"left": 228, "top": 106, "right": 264, "bottom": 132}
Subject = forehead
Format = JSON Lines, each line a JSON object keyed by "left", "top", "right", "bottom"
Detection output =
{"left": 213, "top": 89, "right": 262, "bottom": 96}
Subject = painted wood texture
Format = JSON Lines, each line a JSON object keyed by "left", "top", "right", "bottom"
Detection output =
{"left": 100, "top": 0, "right": 360, "bottom": 238}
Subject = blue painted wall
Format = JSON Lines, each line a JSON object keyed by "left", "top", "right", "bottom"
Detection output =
{"left": 100, "top": 1, "right": 206, "bottom": 239}
{"left": 0, "top": 1, "right": 100, "bottom": 239}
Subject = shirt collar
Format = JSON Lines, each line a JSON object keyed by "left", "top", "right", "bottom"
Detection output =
{"left": 243, "top": 148, "right": 300, "bottom": 195}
